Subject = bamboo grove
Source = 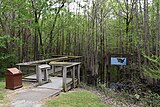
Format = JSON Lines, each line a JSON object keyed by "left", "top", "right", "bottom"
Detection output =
{"left": 0, "top": 0, "right": 160, "bottom": 85}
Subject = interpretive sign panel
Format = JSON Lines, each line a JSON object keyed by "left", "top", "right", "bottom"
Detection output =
{"left": 111, "top": 57, "right": 127, "bottom": 65}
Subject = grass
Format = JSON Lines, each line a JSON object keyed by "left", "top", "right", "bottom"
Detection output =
{"left": 0, "top": 80, "right": 5, "bottom": 100}
{"left": 46, "top": 90, "right": 111, "bottom": 107}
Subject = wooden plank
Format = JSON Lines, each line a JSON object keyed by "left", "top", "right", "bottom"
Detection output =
{"left": 65, "top": 63, "right": 81, "bottom": 68}
{"left": 49, "top": 61, "right": 74, "bottom": 66}
{"left": 16, "top": 56, "right": 68, "bottom": 66}
{"left": 67, "top": 56, "right": 82, "bottom": 59}
{"left": 61, "top": 56, "right": 82, "bottom": 62}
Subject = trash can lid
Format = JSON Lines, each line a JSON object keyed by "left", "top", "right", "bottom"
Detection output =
{"left": 7, "top": 68, "right": 21, "bottom": 75}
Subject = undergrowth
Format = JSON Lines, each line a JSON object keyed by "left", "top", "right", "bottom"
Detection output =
{"left": 80, "top": 82, "right": 160, "bottom": 107}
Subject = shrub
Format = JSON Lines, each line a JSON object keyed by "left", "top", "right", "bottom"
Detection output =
{"left": 0, "top": 35, "right": 19, "bottom": 75}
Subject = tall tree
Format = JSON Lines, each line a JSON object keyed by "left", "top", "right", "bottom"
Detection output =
{"left": 156, "top": 0, "right": 160, "bottom": 56}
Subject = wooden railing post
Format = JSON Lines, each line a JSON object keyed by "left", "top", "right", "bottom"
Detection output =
{"left": 52, "top": 65, "right": 55, "bottom": 75}
{"left": 77, "top": 64, "right": 80, "bottom": 86}
{"left": 37, "top": 66, "right": 42, "bottom": 85}
{"left": 63, "top": 66, "right": 67, "bottom": 92}
{"left": 36, "top": 65, "right": 38, "bottom": 82}
{"left": 44, "top": 69, "right": 49, "bottom": 82}
{"left": 72, "top": 66, "right": 76, "bottom": 88}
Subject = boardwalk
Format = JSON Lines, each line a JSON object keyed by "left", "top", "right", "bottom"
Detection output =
{"left": 9, "top": 56, "right": 82, "bottom": 107}
{"left": 38, "top": 77, "right": 72, "bottom": 90}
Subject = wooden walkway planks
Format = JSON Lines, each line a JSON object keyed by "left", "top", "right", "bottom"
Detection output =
{"left": 24, "top": 75, "right": 72, "bottom": 90}
{"left": 38, "top": 77, "right": 72, "bottom": 90}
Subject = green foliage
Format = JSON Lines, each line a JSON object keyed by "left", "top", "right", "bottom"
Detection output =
{"left": 0, "top": 35, "right": 19, "bottom": 74}
{"left": 98, "top": 83, "right": 160, "bottom": 107}
{"left": 142, "top": 66, "right": 160, "bottom": 79}
{"left": 46, "top": 90, "right": 109, "bottom": 107}
{"left": 143, "top": 54, "right": 160, "bottom": 65}
{"left": 142, "top": 54, "right": 160, "bottom": 79}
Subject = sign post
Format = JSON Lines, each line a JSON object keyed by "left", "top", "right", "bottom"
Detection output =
{"left": 111, "top": 57, "right": 127, "bottom": 65}
{"left": 106, "top": 53, "right": 129, "bottom": 87}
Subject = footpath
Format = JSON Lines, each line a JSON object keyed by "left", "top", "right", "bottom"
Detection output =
{"left": 6, "top": 81, "right": 62, "bottom": 107}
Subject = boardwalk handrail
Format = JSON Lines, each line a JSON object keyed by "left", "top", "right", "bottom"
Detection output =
{"left": 65, "top": 63, "right": 81, "bottom": 68}
{"left": 49, "top": 61, "right": 81, "bottom": 66}
{"left": 16, "top": 56, "right": 82, "bottom": 66}
{"left": 16, "top": 56, "right": 68, "bottom": 66}
{"left": 62, "top": 62, "right": 81, "bottom": 92}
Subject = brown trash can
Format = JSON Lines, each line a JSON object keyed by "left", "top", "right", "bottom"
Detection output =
{"left": 6, "top": 68, "right": 23, "bottom": 90}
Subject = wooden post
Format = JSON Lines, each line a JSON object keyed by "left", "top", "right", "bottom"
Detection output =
{"left": 18, "top": 65, "right": 21, "bottom": 71}
{"left": 77, "top": 64, "right": 80, "bottom": 86}
{"left": 52, "top": 65, "right": 55, "bottom": 75}
{"left": 44, "top": 69, "right": 49, "bottom": 82}
{"left": 37, "top": 66, "right": 42, "bottom": 85}
{"left": 36, "top": 65, "right": 39, "bottom": 82}
{"left": 72, "top": 66, "right": 76, "bottom": 88}
{"left": 63, "top": 66, "right": 67, "bottom": 92}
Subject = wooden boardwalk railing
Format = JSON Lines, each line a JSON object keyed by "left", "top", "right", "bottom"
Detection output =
{"left": 16, "top": 56, "right": 82, "bottom": 92}
{"left": 49, "top": 61, "right": 81, "bottom": 91}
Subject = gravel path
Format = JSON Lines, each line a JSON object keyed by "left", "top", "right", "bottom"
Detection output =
{"left": 10, "top": 100, "right": 42, "bottom": 107}
{"left": 6, "top": 82, "right": 61, "bottom": 107}
{"left": 5, "top": 83, "right": 40, "bottom": 107}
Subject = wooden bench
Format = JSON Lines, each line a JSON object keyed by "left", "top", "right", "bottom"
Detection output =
{"left": 37, "top": 64, "right": 51, "bottom": 85}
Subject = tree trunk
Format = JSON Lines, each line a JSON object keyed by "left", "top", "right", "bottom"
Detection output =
{"left": 144, "top": 0, "right": 149, "bottom": 64}
{"left": 156, "top": 1, "right": 160, "bottom": 56}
